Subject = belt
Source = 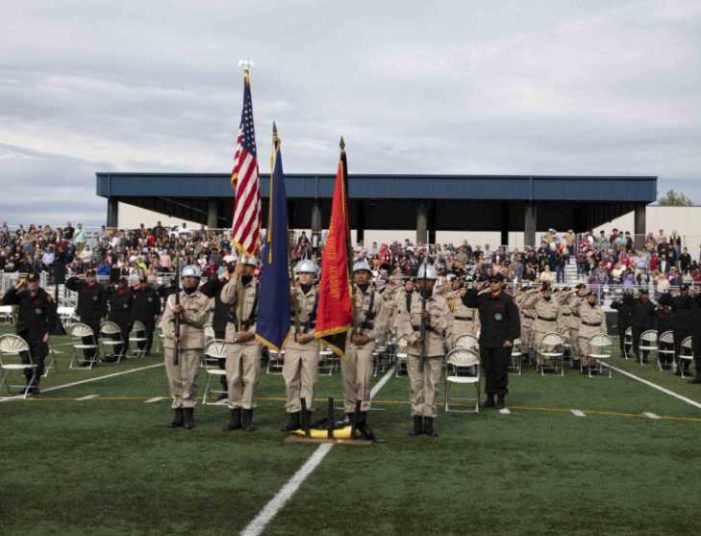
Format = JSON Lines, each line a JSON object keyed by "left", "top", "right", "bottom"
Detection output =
{"left": 454, "top": 316, "right": 474, "bottom": 321}
{"left": 537, "top": 315, "right": 557, "bottom": 322}
{"left": 560, "top": 313, "right": 571, "bottom": 317}
{"left": 581, "top": 321, "right": 601, "bottom": 327}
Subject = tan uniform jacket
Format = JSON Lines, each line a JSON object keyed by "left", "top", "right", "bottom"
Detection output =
{"left": 397, "top": 293, "right": 452, "bottom": 357}
{"left": 348, "top": 286, "right": 384, "bottom": 341}
{"left": 159, "top": 290, "right": 212, "bottom": 350}
{"left": 285, "top": 285, "right": 319, "bottom": 352}
{"left": 221, "top": 276, "right": 259, "bottom": 346}
{"left": 575, "top": 302, "right": 606, "bottom": 339}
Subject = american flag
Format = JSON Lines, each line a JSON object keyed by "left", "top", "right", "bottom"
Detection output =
{"left": 230, "top": 70, "right": 261, "bottom": 255}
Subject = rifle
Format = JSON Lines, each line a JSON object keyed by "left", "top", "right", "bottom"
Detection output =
{"left": 419, "top": 257, "right": 428, "bottom": 373}
{"left": 173, "top": 259, "right": 181, "bottom": 366}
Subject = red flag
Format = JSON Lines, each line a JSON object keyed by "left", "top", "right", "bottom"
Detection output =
{"left": 315, "top": 144, "right": 352, "bottom": 356}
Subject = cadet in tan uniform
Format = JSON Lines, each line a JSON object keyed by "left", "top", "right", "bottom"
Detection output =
{"left": 160, "top": 265, "right": 212, "bottom": 430}
{"left": 344, "top": 260, "right": 384, "bottom": 438}
{"left": 397, "top": 264, "right": 451, "bottom": 437}
{"left": 448, "top": 278, "right": 480, "bottom": 345}
{"left": 574, "top": 290, "right": 607, "bottom": 371}
{"left": 567, "top": 283, "right": 589, "bottom": 360}
{"left": 515, "top": 285, "right": 537, "bottom": 357}
{"left": 281, "top": 259, "right": 320, "bottom": 432}
{"left": 221, "top": 256, "right": 261, "bottom": 432}
{"left": 522, "top": 284, "right": 560, "bottom": 365}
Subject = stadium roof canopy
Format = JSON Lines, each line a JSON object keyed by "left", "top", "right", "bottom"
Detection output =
{"left": 96, "top": 172, "right": 657, "bottom": 245}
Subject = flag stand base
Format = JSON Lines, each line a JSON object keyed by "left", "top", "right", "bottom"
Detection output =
{"left": 284, "top": 435, "right": 373, "bottom": 446}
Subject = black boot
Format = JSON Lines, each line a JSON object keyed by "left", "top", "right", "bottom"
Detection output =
{"left": 281, "top": 412, "right": 301, "bottom": 432}
{"left": 496, "top": 394, "right": 506, "bottom": 410}
{"left": 409, "top": 415, "right": 424, "bottom": 437}
{"left": 183, "top": 408, "right": 195, "bottom": 430}
{"left": 242, "top": 409, "right": 256, "bottom": 432}
{"left": 480, "top": 394, "right": 496, "bottom": 409}
{"left": 224, "top": 408, "right": 242, "bottom": 431}
{"left": 169, "top": 408, "right": 184, "bottom": 428}
{"left": 302, "top": 410, "right": 313, "bottom": 432}
{"left": 357, "top": 412, "right": 377, "bottom": 441}
{"left": 423, "top": 417, "right": 437, "bottom": 437}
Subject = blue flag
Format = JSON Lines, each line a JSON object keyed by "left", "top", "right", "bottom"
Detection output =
{"left": 255, "top": 127, "right": 290, "bottom": 351}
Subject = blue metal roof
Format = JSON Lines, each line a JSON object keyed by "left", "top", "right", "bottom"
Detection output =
{"left": 96, "top": 173, "right": 657, "bottom": 202}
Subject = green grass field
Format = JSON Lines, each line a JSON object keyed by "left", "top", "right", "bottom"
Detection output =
{"left": 2, "top": 326, "right": 701, "bottom": 536}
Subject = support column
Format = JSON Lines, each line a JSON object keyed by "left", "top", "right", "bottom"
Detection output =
{"left": 310, "top": 200, "right": 322, "bottom": 250}
{"left": 207, "top": 199, "right": 218, "bottom": 229}
{"left": 416, "top": 201, "right": 428, "bottom": 246}
{"left": 524, "top": 202, "right": 537, "bottom": 247}
{"left": 427, "top": 201, "right": 436, "bottom": 244}
{"left": 107, "top": 197, "right": 119, "bottom": 228}
{"left": 500, "top": 202, "right": 509, "bottom": 247}
{"left": 634, "top": 204, "right": 646, "bottom": 250}
{"left": 356, "top": 202, "right": 365, "bottom": 245}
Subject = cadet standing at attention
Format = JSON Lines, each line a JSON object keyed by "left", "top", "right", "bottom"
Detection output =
{"left": 281, "top": 259, "right": 320, "bottom": 432}
{"left": 397, "top": 264, "right": 451, "bottom": 437}
{"left": 160, "top": 265, "right": 211, "bottom": 430}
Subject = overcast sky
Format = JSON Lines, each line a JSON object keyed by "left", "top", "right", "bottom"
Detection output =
{"left": 2, "top": 0, "right": 700, "bottom": 227}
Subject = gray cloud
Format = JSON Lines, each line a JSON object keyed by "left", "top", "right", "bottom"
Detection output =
{"left": 1, "top": 0, "right": 701, "bottom": 227}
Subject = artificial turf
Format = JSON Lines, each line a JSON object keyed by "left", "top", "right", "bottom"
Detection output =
{"left": 1, "top": 327, "right": 700, "bottom": 536}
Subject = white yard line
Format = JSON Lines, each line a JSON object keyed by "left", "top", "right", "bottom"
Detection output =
{"left": 602, "top": 363, "right": 701, "bottom": 411}
{"left": 240, "top": 365, "right": 396, "bottom": 536}
{"left": 571, "top": 409, "right": 586, "bottom": 417}
{"left": 0, "top": 363, "right": 164, "bottom": 403}
{"left": 75, "top": 394, "right": 99, "bottom": 401}
{"left": 144, "top": 396, "right": 166, "bottom": 404}
{"left": 643, "top": 412, "right": 661, "bottom": 420}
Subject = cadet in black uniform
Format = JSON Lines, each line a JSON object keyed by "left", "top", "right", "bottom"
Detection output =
{"left": 656, "top": 293, "right": 674, "bottom": 369}
{"left": 106, "top": 277, "right": 133, "bottom": 360}
{"left": 462, "top": 273, "right": 520, "bottom": 409}
{"left": 611, "top": 292, "right": 633, "bottom": 357}
{"left": 131, "top": 275, "right": 161, "bottom": 356}
{"left": 690, "top": 290, "right": 701, "bottom": 384}
{"left": 66, "top": 269, "right": 107, "bottom": 362}
{"left": 672, "top": 284, "right": 693, "bottom": 375}
{"left": 630, "top": 289, "right": 656, "bottom": 363}
{"left": 1, "top": 273, "right": 57, "bottom": 394}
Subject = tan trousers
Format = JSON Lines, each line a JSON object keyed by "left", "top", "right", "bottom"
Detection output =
{"left": 164, "top": 348, "right": 201, "bottom": 409}
{"left": 226, "top": 342, "right": 262, "bottom": 410}
{"left": 341, "top": 342, "right": 374, "bottom": 413}
{"left": 579, "top": 337, "right": 593, "bottom": 366}
{"left": 407, "top": 354, "right": 442, "bottom": 418}
{"left": 282, "top": 347, "right": 319, "bottom": 413}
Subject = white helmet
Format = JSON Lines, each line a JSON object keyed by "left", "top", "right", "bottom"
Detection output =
{"left": 181, "top": 265, "right": 201, "bottom": 278}
{"left": 353, "top": 260, "right": 372, "bottom": 273}
{"left": 295, "top": 259, "right": 318, "bottom": 274}
{"left": 240, "top": 255, "right": 258, "bottom": 267}
{"left": 416, "top": 264, "right": 438, "bottom": 280}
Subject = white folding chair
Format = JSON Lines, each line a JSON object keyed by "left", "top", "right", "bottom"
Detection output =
{"left": 100, "top": 321, "right": 125, "bottom": 364}
{"left": 0, "top": 305, "right": 15, "bottom": 325}
{"left": 0, "top": 334, "right": 37, "bottom": 398}
{"left": 622, "top": 326, "right": 633, "bottom": 359}
{"left": 57, "top": 306, "right": 78, "bottom": 329}
{"left": 128, "top": 320, "right": 149, "bottom": 358}
{"left": 537, "top": 332, "right": 566, "bottom": 376}
{"left": 678, "top": 336, "right": 694, "bottom": 379}
{"left": 318, "top": 349, "right": 337, "bottom": 376}
{"left": 68, "top": 323, "right": 99, "bottom": 369}
{"left": 509, "top": 338, "right": 522, "bottom": 375}
{"left": 395, "top": 335, "right": 408, "bottom": 377}
{"left": 444, "top": 348, "right": 481, "bottom": 413}
{"left": 638, "top": 330, "right": 658, "bottom": 366}
{"left": 266, "top": 349, "right": 284, "bottom": 374}
{"left": 657, "top": 331, "right": 675, "bottom": 372}
{"left": 454, "top": 334, "right": 479, "bottom": 352}
{"left": 201, "top": 339, "right": 228, "bottom": 405}
{"left": 586, "top": 334, "right": 613, "bottom": 378}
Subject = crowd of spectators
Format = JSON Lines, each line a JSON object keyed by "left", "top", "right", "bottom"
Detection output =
{"left": 2, "top": 222, "right": 700, "bottom": 292}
